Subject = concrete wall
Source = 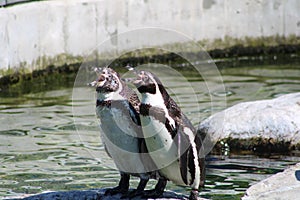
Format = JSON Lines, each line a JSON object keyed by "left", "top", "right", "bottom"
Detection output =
{"left": 0, "top": 0, "right": 299, "bottom": 73}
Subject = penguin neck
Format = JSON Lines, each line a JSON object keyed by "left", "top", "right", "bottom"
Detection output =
{"left": 141, "top": 93, "right": 164, "bottom": 107}
{"left": 141, "top": 87, "right": 169, "bottom": 109}
{"left": 97, "top": 87, "right": 125, "bottom": 102}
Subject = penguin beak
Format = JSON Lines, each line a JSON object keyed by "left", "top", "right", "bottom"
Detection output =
{"left": 132, "top": 76, "right": 142, "bottom": 87}
{"left": 95, "top": 74, "right": 106, "bottom": 88}
{"left": 133, "top": 72, "right": 144, "bottom": 87}
{"left": 88, "top": 74, "right": 106, "bottom": 88}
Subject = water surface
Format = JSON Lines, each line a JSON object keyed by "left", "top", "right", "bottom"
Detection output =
{"left": 0, "top": 63, "right": 300, "bottom": 199}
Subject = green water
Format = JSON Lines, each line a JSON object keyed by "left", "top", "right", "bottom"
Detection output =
{"left": 0, "top": 63, "right": 300, "bottom": 199}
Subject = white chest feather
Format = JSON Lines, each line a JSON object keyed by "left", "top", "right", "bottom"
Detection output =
{"left": 97, "top": 91, "right": 124, "bottom": 101}
{"left": 141, "top": 93, "right": 176, "bottom": 128}
{"left": 111, "top": 106, "right": 137, "bottom": 137}
{"left": 142, "top": 92, "right": 164, "bottom": 107}
{"left": 97, "top": 105, "right": 145, "bottom": 173}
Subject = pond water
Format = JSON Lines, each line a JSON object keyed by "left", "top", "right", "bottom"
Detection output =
{"left": 0, "top": 62, "right": 300, "bottom": 200}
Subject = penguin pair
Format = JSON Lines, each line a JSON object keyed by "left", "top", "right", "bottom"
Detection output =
{"left": 91, "top": 67, "right": 205, "bottom": 200}
{"left": 90, "top": 67, "right": 166, "bottom": 198}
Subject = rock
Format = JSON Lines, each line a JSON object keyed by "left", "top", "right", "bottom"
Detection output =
{"left": 4, "top": 188, "right": 208, "bottom": 200}
{"left": 198, "top": 93, "right": 300, "bottom": 152}
{"left": 242, "top": 162, "right": 300, "bottom": 200}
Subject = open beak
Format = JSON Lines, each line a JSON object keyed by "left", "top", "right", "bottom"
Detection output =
{"left": 88, "top": 74, "right": 106, "bottom": 88}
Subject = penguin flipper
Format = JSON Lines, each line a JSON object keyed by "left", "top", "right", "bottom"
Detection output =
{"left": 176, "top": 130, "right": 191, "bottom": 185}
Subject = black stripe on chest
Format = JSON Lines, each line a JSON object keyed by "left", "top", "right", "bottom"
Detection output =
{"left": 140, "top": 103, "right": 177, "bottom": 138}
{"left": 96, "top": 100, "right": 127, "bottom": 109}
{"left": 96, "top": 100, "right": 112, "bottom": 108}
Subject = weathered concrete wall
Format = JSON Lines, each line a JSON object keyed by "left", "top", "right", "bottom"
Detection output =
{"left": 0, "top": 0, "right": 299, "bottom": 73}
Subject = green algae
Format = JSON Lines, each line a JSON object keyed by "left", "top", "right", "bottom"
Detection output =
{"left": 1, "top": 35, "right": 300, "bottom": 97}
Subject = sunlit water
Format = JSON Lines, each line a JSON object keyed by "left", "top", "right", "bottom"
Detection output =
{"left": 1, "top": 63, "right": 300, "bottom": 200}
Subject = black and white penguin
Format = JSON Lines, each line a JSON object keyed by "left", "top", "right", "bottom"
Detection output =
{"left": 90, "top": 67, "right": 162, "bottom": 197}
{"left": 133, "top": 70, "right": 206, "bottom": 200}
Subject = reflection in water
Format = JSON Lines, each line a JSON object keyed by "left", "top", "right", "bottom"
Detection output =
{"left": 0, "top": 64, "right": 300, "bottom": 199}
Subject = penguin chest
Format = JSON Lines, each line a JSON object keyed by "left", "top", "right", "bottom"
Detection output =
{"left": 97, "top": 107, "right": 138, "bottom": 148}
{"left": 141, "top": 115, "right": 171, "bottom": 145}
{"left": 96, "top": 107, "right": 145, "bottom": 173}
{"left": 141, "top": 116, "right": 185, "bottom": 185}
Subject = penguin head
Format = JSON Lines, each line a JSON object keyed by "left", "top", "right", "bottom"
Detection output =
{"left": 91, "top": 68, "right": 121, "bottom": 93}
{"left": 133, "top": 70, "right": 158, "bottom": 94}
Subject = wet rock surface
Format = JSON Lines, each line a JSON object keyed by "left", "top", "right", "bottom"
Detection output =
{"left": 198, "top": 93, "right": 300, "bottom": 152}
{"left": 242, "top": 162, "right": 300, "bottom": 200}
{"left": 4, "top": 189, "right": 208, "bottom": 200}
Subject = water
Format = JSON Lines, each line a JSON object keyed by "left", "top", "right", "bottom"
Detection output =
{"left": 1, "top": 62, "right": 300, "bottom": 199}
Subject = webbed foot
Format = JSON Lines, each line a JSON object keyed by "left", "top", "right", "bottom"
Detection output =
{"left": 105, "top": 173, "right": 130, "bottom": 196}
{"left": 141, "top": 177, "right": 167, "bottom": 199}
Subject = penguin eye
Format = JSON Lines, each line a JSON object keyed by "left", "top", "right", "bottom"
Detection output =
{"left": 111, "top": 78, "right": 118, "bottom": 87}
{"left": 144, "top": 75, "right": 149, "bottom": 82}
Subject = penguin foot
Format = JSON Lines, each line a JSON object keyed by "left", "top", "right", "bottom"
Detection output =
{"left": 104, "top": 186, "right": 128, "bottom": 196}
{"left": 189, "top": 189, "right": 199, "bottom": 200}
{"left": 105, "top": 173, "right": 130, "bottom": 196}
{"left": 140, "top": 177, "right": 167, "bottom": 198}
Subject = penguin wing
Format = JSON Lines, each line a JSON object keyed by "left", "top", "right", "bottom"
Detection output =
{"left": 103, "top": 143, "right": 112, "bottom": 158}
{"left": 122, "top": 84, "right": 141, "bottom": 113}
{"left": 165, "top": 98, "right": 191, "bottom": 184}
{"left": 126, "top": 87, "right": 142, "bottom": 126}
{"left": 176, "top": 128, "right": 191, "bottom": 185}
{"left": 167, "top": 97, "right": 182, "bottom": 123}
{"left": 177, "top": 113, "right": 202, "bottom": 186}
{"left": 128, "top": 101, "right": 141, "bottom": 126}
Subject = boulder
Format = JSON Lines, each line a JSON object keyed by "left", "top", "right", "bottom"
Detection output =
{"left": 198, "top": 93, "right": 300, "bottom": 152}
{"left": 242, "top": 162, "right": 300, "bottom": 200}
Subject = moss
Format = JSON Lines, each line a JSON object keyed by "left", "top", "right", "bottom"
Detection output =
{"left": 201, "top": 34, "right": 300, "bottom": 51}
{"left": 0, "top": 63, "right": 80, "bottom": 97}
{"left": 1, "top": 34, "right": 300, "bottom": 95}
{"left": 211, "top": 137, "right": 296, "bottom": 156}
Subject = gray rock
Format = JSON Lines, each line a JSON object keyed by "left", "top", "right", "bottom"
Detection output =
{"left": 4, "top": 188, "right": 208, "bottom": 200}
{"left": 242, "top": 162, "right": 300, "bottom": 200}
{"left": 198, "top": 93, "right": 300, "bottom": 151}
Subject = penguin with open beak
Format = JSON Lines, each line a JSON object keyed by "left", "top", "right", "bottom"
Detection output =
{"left": 90, "top": 67, "right": 164, "bottom": 197}
{"left": 133, "top": 70, "right": 206, "bottom": 200}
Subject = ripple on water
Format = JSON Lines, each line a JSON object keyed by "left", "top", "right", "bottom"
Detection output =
{"left": 212, "top": 90, "right": 235, "bottom": 97}
{"left": 0, "top": 129, "right": 28, "bottom": 136}
{"left": 33, "top": 126, "right": 57, "bottom": 132}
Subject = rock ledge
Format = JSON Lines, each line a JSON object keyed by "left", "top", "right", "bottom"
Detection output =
{"left": 4, "top": 188, "right": 208, "bottom": 200}
{"left": 242, "top": 162, "right": 300, "bottom": 200}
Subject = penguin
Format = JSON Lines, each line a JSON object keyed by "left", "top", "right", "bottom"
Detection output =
{"left": 133, "top": 70, "right": 206, "bottom": 200}
{"left": 89, "top": 67, "right": 165, "bottom": 197}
